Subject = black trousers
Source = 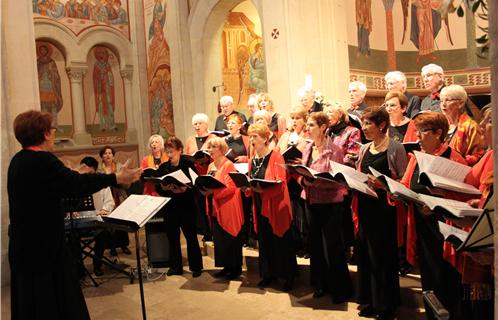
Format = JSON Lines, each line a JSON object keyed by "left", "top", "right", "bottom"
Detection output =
{"left": 307, "top": 202, "right": 352, "bottom": 298}
{"left": 165, "top": 209, "right": 203, "bottom": 272}
{"left": 414, "top": 208, "right": 466, "bottom": 320}
{"left": 212, "top": 217, "right": 243, "bottom": 270}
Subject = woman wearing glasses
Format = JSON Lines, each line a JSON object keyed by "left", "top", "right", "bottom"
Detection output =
{"left": 399, "top": 111, "right": 468, "bottom": 320}
{"left": 440, "top": 84, "right": 485, "bottom": 166}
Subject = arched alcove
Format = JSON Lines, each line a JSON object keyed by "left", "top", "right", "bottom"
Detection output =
{"left": 189, "top": 0, "right": 256, "bottom": 124}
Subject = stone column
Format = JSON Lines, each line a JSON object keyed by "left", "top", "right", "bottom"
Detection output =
{"left": 121, "top": 69, "right": 138, "bottom": 144}
{"left": 67, "top": 67, "right": 92, "bottom": 145}
{"left": 2, "top": 0, "right": 40, "bottom": 286}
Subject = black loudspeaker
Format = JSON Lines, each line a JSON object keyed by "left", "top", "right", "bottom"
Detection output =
{"left": 145, "top": 217, "right": 170, "bottom": 268}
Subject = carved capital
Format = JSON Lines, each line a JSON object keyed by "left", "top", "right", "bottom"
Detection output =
{"left": 67, "top": 68, "right": 86, "bottom": 81}
{"left": 120, "top": 69, "right": 133, "bottom": 81}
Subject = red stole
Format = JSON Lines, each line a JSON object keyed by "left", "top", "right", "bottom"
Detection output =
{"left": 208, "top": 157, "right": 244, "bottom": 237}
{"left": 248, "top": 151, "right": 292, "bottom": 238}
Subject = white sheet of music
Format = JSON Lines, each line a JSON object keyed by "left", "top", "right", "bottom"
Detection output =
{"left": 369, "top": 167, "right": 421, "bottom": 203}
{"left": 108, "top": 195, "right": 170, "bottom": 227}
{"left": 329, "top": 160, "right": 369, "bottom": 182}
{"left": 419, "top": 194, "right": 483, "bottom": 217}
{"left": 342, "top": 175, "right": 378, "bottom": 198}
{"left": 414, "top": 150, "right": 471, "bottom": 182}
{"left": 438, "top": 221, "right": 469, "bottom": 242}
{"left": 233, "top": 163, "right": 249, "bottom": 174}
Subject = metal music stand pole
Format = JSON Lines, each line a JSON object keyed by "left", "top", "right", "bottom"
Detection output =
{"left": 134, "top": 230, "right": 147, "bottom": 320}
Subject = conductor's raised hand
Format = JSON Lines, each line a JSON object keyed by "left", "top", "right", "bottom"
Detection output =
{"left": 116, "top": 159, "right": 142, "bottom": 185}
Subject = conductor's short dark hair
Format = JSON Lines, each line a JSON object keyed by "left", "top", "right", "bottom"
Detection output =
{"left": 13, "top": 110, "right": 53, "bottom": 148}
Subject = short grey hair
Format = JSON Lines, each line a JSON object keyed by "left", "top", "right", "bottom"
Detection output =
{"left": 441, "top": 84, "right": 468, "bottom": 103}
{"left": 192, "top": 113, "right": 209, "bottom": 125}
{"left": 253, "top": 109, "right": 272, "bottom": 125}
{"left": 349, "top": 81, "right": 367, "bottom": 93}
{"left": 247, "top": 93, "right": 258, "bottom": 106}
{"left": 148, "top": 134, "right": 164, "bottom": 151}
{"left": 421, "top": 63, "right": 444, "bottom": 76}
{"left": 297, "top": 86, "right": 315, "bottom": 98}
{"left": 384, "top": 71, "right": 407, "bottom": 85}
{"left": 219, "top": 95, "right": 234, "bottom": 106}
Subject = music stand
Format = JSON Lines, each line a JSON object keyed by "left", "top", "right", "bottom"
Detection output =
{"left": 62, "top": 196, "right": 100, "bottom": 287}
{"left": 102, "top": 194, "right": 171, "bottom": 320}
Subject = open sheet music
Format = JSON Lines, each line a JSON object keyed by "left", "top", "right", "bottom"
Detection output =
{"left": 233, "top": 163, "right": 249, "bottom": 174}
{"left": 456, "top": 194, "right": 494, "bottom": 251}
{"left": 370, "top": 167, "right": 483, "bottom": 218}
{"left": 102, "top": 194, "right": 171, "bottom": 230}
{"left": 279, "top": 164, "right": 334, "bottom": 182}
{"left": 141, "top": 162, "right": 169, "bottom": 179}
{"left": 183, "top": 150, "right": 212, "bottom": 163}
{"left": 280, "top": 163, "right": 377, "bottom": 198}
{"left": 188, "top": 168, "right": 226, "bottom": 189}
{"left": 438, "top": 221, "right": 469, "bottom": 245}
{"left": 413, "top": 151, "right": 481, "bottom": 195}
{"left": 228, "top": 172, "right": 281, "bottom": 188}
{"left": 142, "top": 169, "right": 191, "bottom": 186}
{"left": 281, "top": 145, "right": 303, "bottom": 162}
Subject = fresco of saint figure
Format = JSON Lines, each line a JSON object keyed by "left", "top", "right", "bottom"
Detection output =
{"left": 37, "top": 44, "right": 63, "bottom": 129}
{"left": 93, "top": 47, "right": 117, "bottom": 131}
{"left": 410, "top": 0, "right": 442, "bottom": 62}
{"left": 248, "top": 43, "right": 266, "bottom": 93}
{"left": 355, "top": 0, "right": 372, "bottom": 56}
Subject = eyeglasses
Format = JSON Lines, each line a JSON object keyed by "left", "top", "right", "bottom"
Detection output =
{"left": 415, "top": 128, "right": 434, "bottom": 134}
{"left": 440, "top": 98, "right": 462, "bottom": 104}
{"left": 382, "top": 103, "right": 400, "bottom": 109}
{"left": 422, "top": 72, "right": 441, "bottom": 79}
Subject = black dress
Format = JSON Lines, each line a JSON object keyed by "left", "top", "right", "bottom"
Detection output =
{"left": 225, "top": 136, "right": 247, "bottom": 158}
{"left": 357, "top": 149, "right": 400, "bottom": 313}
{"left": 410, "top": 148, "right": 466, "bottom": 319}
{"left": 8, "top": 150, "right": 117, "bottom": 320}
{"left": 155, "top": 155, "right": 203, "bottom": 272}
{"left": 250, "top": 152, "right": 297, "bottom": 281}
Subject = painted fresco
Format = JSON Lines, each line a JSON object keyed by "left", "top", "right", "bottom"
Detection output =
{"left": 348, "top": 1, "right": 488, "bottom": 71}
{"left": 35, "top": 41, "right": 73, "bottom": 138}
{"left": 144, "top": 0, "right": 175, "bottom": 137}
{"left": 83, "top": 46, "right": 126, "bottom": 141}
{"left": 221, "top": 9, "right": 266, "bottom": 110}
{"left": 32, "top": 0, "right": 130, "bottom": 38}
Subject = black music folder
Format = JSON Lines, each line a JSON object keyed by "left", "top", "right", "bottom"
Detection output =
{"left": 228, "top": 172, "right": 281, "bottom": 188}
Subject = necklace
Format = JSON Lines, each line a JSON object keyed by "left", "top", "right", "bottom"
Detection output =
{"left": 370, "top": 136, "right": 389, "bottom": 154}
{"left": 252, "top": 152, "right": 269, "bottom": 177}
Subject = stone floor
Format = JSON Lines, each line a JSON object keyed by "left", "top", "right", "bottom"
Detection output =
{"left": 1, "top": 232, "right": 426, "bottom": 320}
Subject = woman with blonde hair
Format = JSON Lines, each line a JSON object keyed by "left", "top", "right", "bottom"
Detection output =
{"left": 276, "top": 106, "right": 309, "bottom": 257}
{"left": 253, "top": 109, "right": 278, "bottom": 149}
{"left": 256, "top": 93, "right": 287, "bottom": 139}
{"left": 323, "top": 102, "right": 361, "bottom": 167}
{"left": 202, "top": 137, "right": 245, "bottom": 280}
{"left": 185, "top": 113, "right": 214, "bottom": 240}
{"left": 140, "top": 134, "right": 168, "bottom": 196}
